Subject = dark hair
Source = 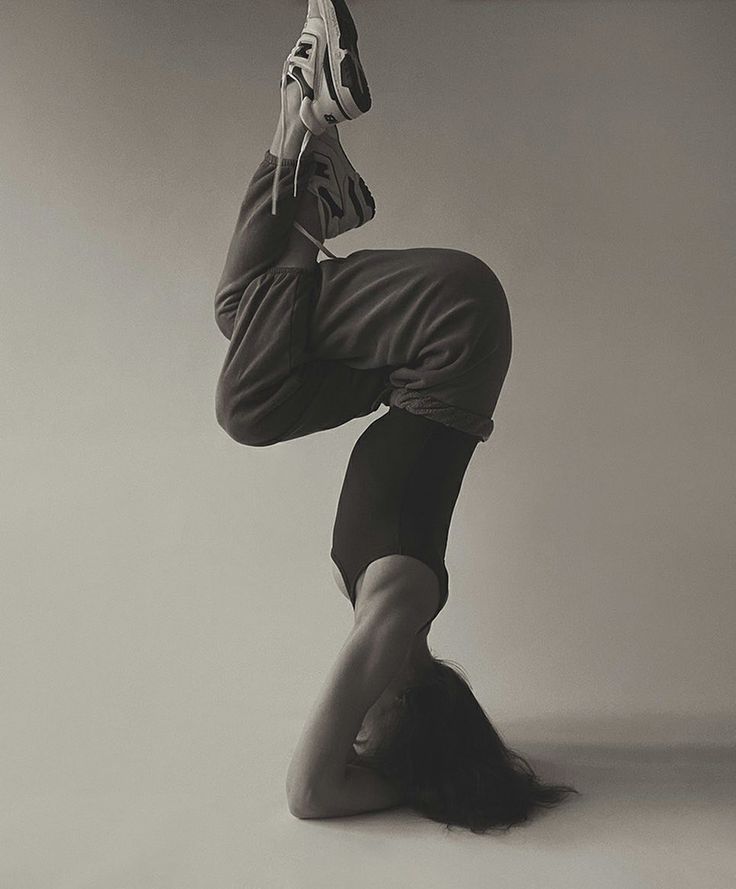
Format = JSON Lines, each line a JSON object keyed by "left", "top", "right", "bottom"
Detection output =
{"left": 358, "top": 656, "right": 578, "bottom": 833}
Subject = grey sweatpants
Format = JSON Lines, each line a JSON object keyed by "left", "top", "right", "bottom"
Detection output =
{"left": 214, "top": 150, "right": 512, "bottom": 446}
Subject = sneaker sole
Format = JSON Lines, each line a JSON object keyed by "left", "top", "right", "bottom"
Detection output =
{"left": 316, "top": 0, "right": 372, "bottom": 120}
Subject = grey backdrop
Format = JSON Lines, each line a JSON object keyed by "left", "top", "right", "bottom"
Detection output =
{"left": 2, "top": 0, "right": 735, "bottom": 883}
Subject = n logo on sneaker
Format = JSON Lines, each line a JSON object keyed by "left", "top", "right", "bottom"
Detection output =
{"left": 317, "top": 176, "right": 371, "bottom": 229}
{"left": 313, "top": 160, "right": 331, "bottom": 180}
{"left": 317, "top": 186, "right": 345, "bottom": 222}
{"left": 347, "top": 177, "right": 365, "bottom": 225}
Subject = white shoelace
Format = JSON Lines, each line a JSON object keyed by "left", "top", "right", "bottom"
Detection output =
{"left": 271, "top": 60, "right": 315, "bottom": 217}
{"left": 293, "top": 221, "right": 340, "bottom": 260}
{"left": 271, "top": 27, "right": 338, "bottom": 259}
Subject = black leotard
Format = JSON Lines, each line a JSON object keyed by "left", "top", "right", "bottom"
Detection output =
{"left": 331, "top": 406, "right": 480, "bottom": 632}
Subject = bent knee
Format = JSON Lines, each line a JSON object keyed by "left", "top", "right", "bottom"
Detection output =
{"left": 216, "top": 409, "right": 272, "bottom": 448}
{"left": 215, "top": 385, "right": 279, "bottom": 448}
{"left": 434, "top": 250, "right": 506, "bottom": 322}
{"left": 436, "top": 249, "right": 500, "bottom": 287}
{"left": 421, "top": 251, "right": 508, "bottom": 364}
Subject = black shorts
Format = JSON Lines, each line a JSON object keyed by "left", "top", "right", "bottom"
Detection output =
{"left": 331, "top": 406, "right": 479, "bottom": 632}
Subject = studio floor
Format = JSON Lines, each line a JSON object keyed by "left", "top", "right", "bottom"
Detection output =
{"left": 5, "top": 741, "right": 735, "bottom": 889}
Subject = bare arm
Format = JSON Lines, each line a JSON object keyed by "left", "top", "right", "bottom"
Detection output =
{"left": 285, "top": 610, "right": 418, "bottom": 818}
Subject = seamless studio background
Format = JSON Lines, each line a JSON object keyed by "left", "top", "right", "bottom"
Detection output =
{"left": 2, "top": 1, "right": 735, "bottom": 888}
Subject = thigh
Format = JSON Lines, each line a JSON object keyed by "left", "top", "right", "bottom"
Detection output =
{"left": 309, "top": 247, "right": 507, "bottom": 370}
{"left": 308, "top": 246, "right": 512, "bottom": 439}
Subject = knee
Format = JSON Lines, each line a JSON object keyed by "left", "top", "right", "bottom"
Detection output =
{"left": 217, "top": 409, "right": 278, "bottom": 448}
{"left": 433, "top": 250, "right": 508, "bottom": 350}
{"left": 449, "top": 249, "right": 502, "bottom": 301}
{"left": 215, "top": 381, "right": 278, "bottom": 448}
{"left": 435, "top": 247, "right": 501, "bottom": 302}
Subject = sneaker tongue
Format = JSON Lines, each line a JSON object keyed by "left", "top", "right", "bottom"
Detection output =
{"left": 297, "top": 16, "right": 325, "bottom": 44}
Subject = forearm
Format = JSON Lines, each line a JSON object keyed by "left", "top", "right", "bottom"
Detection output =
{"left": 291, "top": 763, "right": 404, "bottom": 820}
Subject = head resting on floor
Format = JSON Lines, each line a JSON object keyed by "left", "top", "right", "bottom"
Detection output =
{"left": 355, "top": 653, "right": 578, "bottom": 832}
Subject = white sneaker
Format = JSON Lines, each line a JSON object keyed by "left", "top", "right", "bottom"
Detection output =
{"left": 272, "top": 0, "right": 372, "bottom": 216}
{"left": 307, "top": 126, "right": 375, "bottom": 240}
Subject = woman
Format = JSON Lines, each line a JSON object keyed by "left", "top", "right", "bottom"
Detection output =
{"left": 214, "top": 0, "right": 576, "bottom": 832}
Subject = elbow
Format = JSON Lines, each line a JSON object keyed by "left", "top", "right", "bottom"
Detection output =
{"left": 287, "top": 800, "right": 319, "bottom": 821}
{"left": 286, "top": 784, "right": 325, "bottom": 820}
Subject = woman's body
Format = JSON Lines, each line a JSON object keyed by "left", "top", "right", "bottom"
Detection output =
{"left": 214, "top": 0, "right": 573, "bottom": 829}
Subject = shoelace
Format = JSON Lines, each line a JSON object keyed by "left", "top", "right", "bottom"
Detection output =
{"left": 271, "top": 63, "right": 338, "bottom": 259}
{"left": 271, "top": 56, "right": 315, "bottom": 217}
{"left": 292, "top": 221, "right": 340, "bottom": 260}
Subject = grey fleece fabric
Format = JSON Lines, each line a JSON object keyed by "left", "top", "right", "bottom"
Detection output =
{"left": 214, "top": 150, "right": 512, "bottom": 447}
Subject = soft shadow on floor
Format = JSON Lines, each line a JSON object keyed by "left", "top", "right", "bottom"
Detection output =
{"left": 283, "top": 740, "right": 736, "bottom": 889}
{"left": 5, "top": 737, "right": 735, "bottom": 889}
